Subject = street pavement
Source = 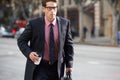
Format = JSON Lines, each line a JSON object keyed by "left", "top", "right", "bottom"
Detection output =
{"left": 0, "top": 38, "right": 120, "bottom": 80}
{"left": 74, "top": 37, "right": 118, "bottom": 46}
{"left": 73, "top": 44, "right": 120, "bottom": 80}
{"left": 0, "top": 38, "right": 26, "bottom": 80}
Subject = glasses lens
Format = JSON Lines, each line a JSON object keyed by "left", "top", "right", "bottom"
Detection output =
{"left": 46, "top": 6, "right": 58, "bottom": 11}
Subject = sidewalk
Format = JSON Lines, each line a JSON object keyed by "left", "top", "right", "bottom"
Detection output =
{"left": 73, "top": 37, "right": 119, "bottom": 47}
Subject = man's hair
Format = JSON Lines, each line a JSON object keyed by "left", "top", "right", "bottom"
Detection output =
{"left": 41, "top": 0, "right": 58, "bottom": 7}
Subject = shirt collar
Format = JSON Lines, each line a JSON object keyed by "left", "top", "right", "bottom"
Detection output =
{"left": 45, "top": 17, "right": 56, "bottom": 27}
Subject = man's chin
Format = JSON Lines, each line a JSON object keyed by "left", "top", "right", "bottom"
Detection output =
{"left": 49, "top": 17, "right": 55, "bottom": 21}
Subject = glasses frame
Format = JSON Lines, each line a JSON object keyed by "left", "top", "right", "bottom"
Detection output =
{"left": 45, "top": 6, "right": 58, "bottom": 11}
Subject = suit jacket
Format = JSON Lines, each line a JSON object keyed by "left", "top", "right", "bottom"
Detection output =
{"left": 17, "top": 16, "right": 74, "bottom": 80}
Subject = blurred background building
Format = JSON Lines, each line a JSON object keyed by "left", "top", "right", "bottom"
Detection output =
{"left": 58, "top": 0, "right": 120, "bottom": 45}
{"left": 0, "top": 0, "right": 120, "bottom": 45}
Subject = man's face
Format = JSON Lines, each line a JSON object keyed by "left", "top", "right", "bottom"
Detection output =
{"left": 42, "top": 1, "right": 58, "bottom": 22}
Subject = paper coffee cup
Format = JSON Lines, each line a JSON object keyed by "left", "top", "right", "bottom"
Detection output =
{"left": 34, "top": 57, "right": 42, "bottom": 65}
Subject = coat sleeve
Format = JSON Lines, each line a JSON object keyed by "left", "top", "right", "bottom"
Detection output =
{"left": 17, "top": 21, "right": 32, "bottom": 58}
{"left": 64, "top": 20, "right": 74, "bottom": 68}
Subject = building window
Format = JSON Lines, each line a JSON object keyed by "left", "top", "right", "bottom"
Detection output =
{"left": 61, "top": 0, "right": 64, "bottom": 6}
{"left": 69, "top": 0, "right": 71, "bottom": 5}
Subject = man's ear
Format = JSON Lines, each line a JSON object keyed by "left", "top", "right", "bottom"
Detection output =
{"left": 42, "top": 7, "right": 45, "bottom": 12}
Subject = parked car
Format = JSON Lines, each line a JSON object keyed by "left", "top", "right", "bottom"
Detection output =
{"left": 0, "top": 26, "right": 14, "bottom": 38}
{"left": 15, "top": 28, "right": 25, "bottom": 39}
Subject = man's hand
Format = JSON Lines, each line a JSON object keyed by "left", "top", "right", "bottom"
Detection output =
{"left": 29, "top": 52, "right": 39, "bottom": 62}
{"left": 66, "top": 68, "right": 73, "bottom": 73}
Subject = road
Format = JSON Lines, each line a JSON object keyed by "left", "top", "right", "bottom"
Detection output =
{"left": 73, "top": 44, "right": 120, "bottom": 80}
{"left": 0, "top": 38, "right": 26, "bottom": 80}
{"left": 0, "top": 38, "right": 120, "bottom": 80}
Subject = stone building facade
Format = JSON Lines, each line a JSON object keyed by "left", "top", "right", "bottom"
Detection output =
{"left": 58, "top": 0, "right": 119, "bottom": 39}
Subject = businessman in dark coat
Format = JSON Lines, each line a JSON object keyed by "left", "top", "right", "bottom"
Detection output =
{"left": 17, "top": 0, "right": 74, "bottom": 80}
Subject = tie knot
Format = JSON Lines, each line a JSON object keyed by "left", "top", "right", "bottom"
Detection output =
{"left": 49, "top": 23, "right": 53, "bottom": 27}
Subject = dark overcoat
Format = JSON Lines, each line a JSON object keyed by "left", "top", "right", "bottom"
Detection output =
{"left": 17, "top": 16, "right": 74, "bottom": 80}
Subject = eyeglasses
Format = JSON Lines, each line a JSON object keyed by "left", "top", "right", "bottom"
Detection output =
{"left": 45, "top": 6, "right": 58, "bottom": 11}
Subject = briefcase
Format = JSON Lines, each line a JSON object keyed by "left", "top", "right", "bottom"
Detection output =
{"left": 64, "top": 72, "right": 72, "bottom": 80}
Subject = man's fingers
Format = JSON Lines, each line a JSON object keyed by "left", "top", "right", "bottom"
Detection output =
{"left": 29, "top": 52, "right": 39, "bottom": 62}
{"left": 33, "top": 52, "right": 39, "bottom": 57}
{"left": 66, "top": 68, "right": 72, "bottom": 73}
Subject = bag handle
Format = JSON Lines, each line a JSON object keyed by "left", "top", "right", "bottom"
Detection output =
{"left": 66, "top": 72, "right": 72, "bottom": 80}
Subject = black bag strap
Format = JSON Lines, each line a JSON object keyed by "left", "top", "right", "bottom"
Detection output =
{"left": 65, "top": 72, "right": 72, "bottom": 80}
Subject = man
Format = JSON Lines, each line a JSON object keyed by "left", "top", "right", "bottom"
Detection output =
{"left": 17, "top": 0, "right": 74, "bottom": 80}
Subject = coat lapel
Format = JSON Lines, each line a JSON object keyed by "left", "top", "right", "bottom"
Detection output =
{"left": 57, "top": 17, "right": 61, "bottom": 52}
{"left": 38, "top": 17, "right": 45, "bottom": 56}
{"left": 57, "top": 17, "right": 63, "bottom": 78}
